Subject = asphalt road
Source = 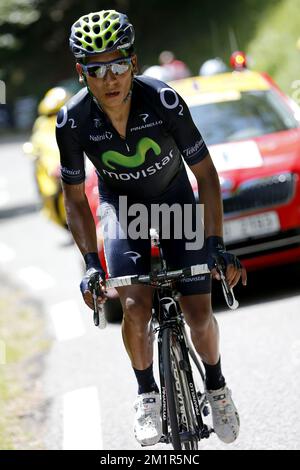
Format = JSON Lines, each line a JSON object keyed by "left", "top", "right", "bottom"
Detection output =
{"left": 0, "top": 136, "right": 299, "bottom": 450}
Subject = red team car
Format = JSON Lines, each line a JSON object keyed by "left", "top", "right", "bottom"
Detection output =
{"left": 83, "top": 58, "right": 300, "bottom": 319}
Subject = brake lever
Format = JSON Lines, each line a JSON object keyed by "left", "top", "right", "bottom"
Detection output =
{"left": 92, "top": 286, "right": 100, "bottom": 327}
{"left": 88, "top": 274, "right": 107, "bottom": 329}
{"left": 216, "top": 264, "right": 239, "bottom": 310}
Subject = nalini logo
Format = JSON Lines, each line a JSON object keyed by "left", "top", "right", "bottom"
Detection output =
{"left": 0, "top": 80, "right": 6, "bottom": 104}
{"left": 89, "top": 131, "right": 113, "bottom": 142}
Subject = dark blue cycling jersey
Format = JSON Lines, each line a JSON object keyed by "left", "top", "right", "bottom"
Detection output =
{"left": 56, "top": 76, "right": 211, "bottom": 293}
{"left": 56, "top": 75, "right": 208, "bottom": 200}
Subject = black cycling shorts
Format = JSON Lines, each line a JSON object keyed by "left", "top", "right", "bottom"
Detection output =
{"left": 99, "top": 169, "right": 211, "bottom": 296}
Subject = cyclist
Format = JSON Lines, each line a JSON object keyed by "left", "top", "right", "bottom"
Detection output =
{"left": 199, "top": 58, "right": 228, "bottom": 76}
{"left": 158, "top": 50, "right": 191, "bottom": 80}
{"left": 56, "top": 9, "right": 247, "bottom": 447}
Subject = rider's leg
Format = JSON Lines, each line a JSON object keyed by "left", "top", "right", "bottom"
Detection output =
{"left": 117, "top": 285, "right": 161, "bottom": 446}
{"left": 179, "top": 292, "right": 225, "bottom": 389}
{"left": 179, "top": 292, "right": 220, "bottom": 366}
{"left": 99, "top": 199, "right": 155, "bottom": 388}
{"left": 117, "top": 285, "right": 155, "bottom": 371}
{"left": 180, "top": 293, "right": 239, "bottom": 444}
{"left": 99, "top": 198, "right": 161, "bottom": 445}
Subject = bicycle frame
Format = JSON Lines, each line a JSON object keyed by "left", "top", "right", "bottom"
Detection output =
{"left": 152, "top": 283, "right": 212, "bottom": 446}
{"left": 90, "top": 230, "right": 239, "bottom": 449}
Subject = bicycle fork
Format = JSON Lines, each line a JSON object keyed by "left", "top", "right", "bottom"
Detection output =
{"left": 157, "top": 323, "right": 213, "bottom": 445}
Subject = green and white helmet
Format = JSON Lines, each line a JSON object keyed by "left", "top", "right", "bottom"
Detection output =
{"left": 69, "top": 10, "right": 135, "bottom": 60}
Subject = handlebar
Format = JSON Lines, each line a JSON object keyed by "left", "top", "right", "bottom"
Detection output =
{"left": 105, "top": 263, "right": 239, "bottom": 310}
{"left": 88, "top": 263, "right": 239, "bottom": 330}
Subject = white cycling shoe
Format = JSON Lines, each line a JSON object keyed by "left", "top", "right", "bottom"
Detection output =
{"left": 206, "top": 385, "right": 240, "bottom": 444}
{"left": 134, "top": 391, "right": 162, "bottom": 446}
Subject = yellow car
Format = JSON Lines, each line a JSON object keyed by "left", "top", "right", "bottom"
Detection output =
{"left": 24, "top": 87, "right": 72, "bottom": 228}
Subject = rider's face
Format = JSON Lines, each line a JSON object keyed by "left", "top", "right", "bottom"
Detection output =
{"left": 76, "top": 51, "right": 137, "bottom": 109}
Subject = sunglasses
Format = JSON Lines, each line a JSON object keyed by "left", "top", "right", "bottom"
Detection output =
{"left": 81, "top": 57, "right": 132, "bottom": 78}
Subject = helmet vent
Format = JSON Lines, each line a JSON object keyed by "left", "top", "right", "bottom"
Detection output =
{"left": 95, "top": 37, "right": 103, "bottom": 49}
{"left": 70, "top": 10, "right": 134, "bottom": 58}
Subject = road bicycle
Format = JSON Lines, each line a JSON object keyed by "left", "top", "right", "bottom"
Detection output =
{"left": 89, "top": 232, "right": 238, "bottom": 450}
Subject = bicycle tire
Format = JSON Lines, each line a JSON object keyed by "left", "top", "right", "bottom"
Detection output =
{"left": 171, "top": 335, "right": 199, "bottom": 450}
{"left": 162, "top": 327, "right": 181, "bottom": 450}
{"left": 162, "top": 327, "right": 198, "bottom": 450}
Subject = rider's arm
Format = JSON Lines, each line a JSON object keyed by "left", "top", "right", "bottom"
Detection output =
{"left": 156, "top": 83, "right": 246, "bottom": 287}
{"left": 56, "top": 102, "right": 105, "bottom": 307}
{"left": 62, "top": 181, "right": 98, "bottom": 256}
{"left": 190, "top": 155, "right": 247, "bottom": 287}
{"left": 189, "top": 153, "right": 223, "bottom": 239}
{"left": 56, "top": 105, "right": 99, "bottom": 260}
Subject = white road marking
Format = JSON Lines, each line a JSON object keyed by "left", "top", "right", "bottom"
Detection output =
{"left": 49, "top": 300, "right": 85, "bottom": 341}
{"left": 63, "top": 387, "right": 103, "bottom": 450}
{"left": 0, "top": 177, "right": 7, "bottom": 188}
{"left": 0, "top": 191, "right": 10, "bottom": 206}
{"left": 0, "top": 242, "right": 16, "bottom": 263}
{"left": 17, "top": 266, "right": 55, "bottom": 291}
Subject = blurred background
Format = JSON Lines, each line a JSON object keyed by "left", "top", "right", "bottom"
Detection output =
{"left": 1, "top": 0, "right": 300, "bottom": 452}
{"left": 1, "top": 0, "right": 300, "bottom": 130}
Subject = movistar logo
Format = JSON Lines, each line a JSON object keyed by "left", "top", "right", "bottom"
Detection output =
{"left": 102, "top": 137, "right": 161, "bottom": 170}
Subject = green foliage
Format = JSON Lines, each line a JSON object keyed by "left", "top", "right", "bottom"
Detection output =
{"left": 247, "top": 0, "right": 300, "bottom": 94}
{"left": 0, "top": 0, "right": 40, "bottom": 26}
{"left": 0, "top": 0, "right": 299, "bottom": 101}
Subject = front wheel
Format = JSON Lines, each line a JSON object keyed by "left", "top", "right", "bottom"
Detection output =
{"left": 161, "top": 327, "right": 198, "bottom": 450}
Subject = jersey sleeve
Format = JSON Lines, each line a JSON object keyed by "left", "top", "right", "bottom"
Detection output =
{"left": 55, "top": 106, "right": 85, "bottom": 185}
{"left": 160, "top": 86, "right": 209, "bottom": 166}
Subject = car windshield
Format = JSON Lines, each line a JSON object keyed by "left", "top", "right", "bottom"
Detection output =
{"left": 189, "top": 90, "right": 299, "bottom": 145}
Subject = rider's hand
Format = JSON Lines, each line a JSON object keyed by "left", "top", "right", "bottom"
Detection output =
{"left": 206, "top": 236, "right": 247, "bottom": 289}
{"left": 80, "top": 253, "right": 107, "bottom": 310}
